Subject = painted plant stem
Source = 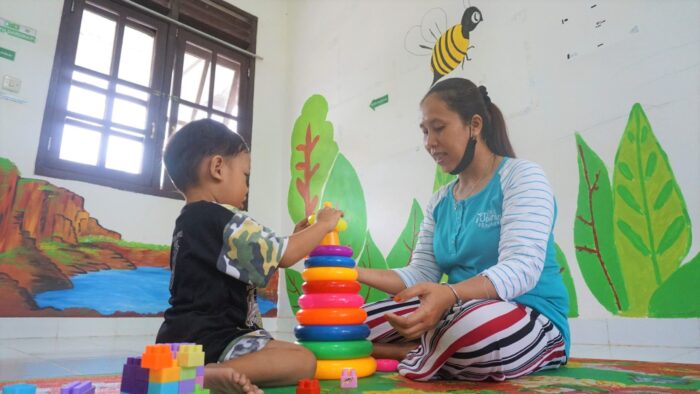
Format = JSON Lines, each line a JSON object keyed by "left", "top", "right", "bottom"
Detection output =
{"left": 295, "top": 124, "right": 320, "bottom": 216}
{"left": 576, "top": 143, "right": 623, "bottom": 311}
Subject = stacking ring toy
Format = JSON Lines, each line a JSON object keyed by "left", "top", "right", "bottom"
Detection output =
{"left": 302, "top": 267, "right": 357, "bottom": 282}
{"left": 298, "top": 293, "right": 364, "bottom": 309}
{"left": 315, "top": 356, "right": 377, "bottom": 380}
{"left": 296, "top": 308, "right": 367, "bottom": 325}
{"left": 376, "top": 358, "right": 399, "bottom": 372}
{"left": 310, "top": 245, "right": 353, "bottom": 257}
{"left": 297, "top": 340, "right": 372, "bottom": 359}
{"left": 294, "top": 324, "right": 370, "bottom": 341}
{"left": 304, "top": 255, "right": 356, "bottom": 268}
{"left": 302, "top": 280, "right": 361, "bottom": 294}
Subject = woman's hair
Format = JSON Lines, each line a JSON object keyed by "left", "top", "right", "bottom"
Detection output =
{"left": 422, "top": 78, "right": 515, "bottom": 158}
{"left": 163, "top": 119, "right": 249, "bottom": 192}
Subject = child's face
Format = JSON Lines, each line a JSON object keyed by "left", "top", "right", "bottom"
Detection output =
{"left": 221, "top": 152, "right": 250, "bottom": 209}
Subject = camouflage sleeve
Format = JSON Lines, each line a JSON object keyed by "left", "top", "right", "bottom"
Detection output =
{"left": 216, "top": 212, "right": 288, "bottom": 288}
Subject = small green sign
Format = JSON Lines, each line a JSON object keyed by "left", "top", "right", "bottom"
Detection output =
{"left": 370, "top": 94, "right": 389, "bottom": 111}
{"left": 0, "top": 47, "right": 15, "bottom": 61}
{"left": 0, "top": 17, "right": 36, "bottom": 43}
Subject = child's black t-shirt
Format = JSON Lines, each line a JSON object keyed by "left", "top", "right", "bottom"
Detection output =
{"left": 155, "top": 201, "right": 287, "bottom": 363}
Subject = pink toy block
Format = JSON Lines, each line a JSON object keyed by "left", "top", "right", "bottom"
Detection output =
{"left": 60, "top": 381, "right": 95, "bottom": 394}
{"left": 340, "top": 368, "right": 357, "bottom": 389}
{"left": 121, "top": 357, "right": 149, "bottom": 394}
{"left": 2, "top": 383, "right": 36, "bottom": 394}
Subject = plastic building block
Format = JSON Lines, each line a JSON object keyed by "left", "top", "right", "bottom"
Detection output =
{"left": 176, "top": 344, "right": 205, "bottom": 367}
{"left": 195, "top": 375, "right": 204, "bottom": 387}
{"left": 196, "top": 366, "right": 204, "bottom": 378}
{"left": 177, "top": 380, "right": 195, "bottom": 394}
{"left": 2, "top": 383, "right": 36, "bottom": 394}
{"left": 142, "top": 345, "right": 176, "bottom": 369}
{"left": 340, "top": 368, "right": 357, "bottom": 389}
{"left": 121, "top": 357, "right": 149, "bottom": 394}
{"left": 192, "top": 385, "right": 209, "bottom": 394}
{"left": 147, "top": 382, "right": 178, "bottom": 394}
{"left": 149, "top": 366, "right": 181, "bottom": 383}
{"left": 296, "top": 379, "right": 320, "bottom": 394}
{"left": 60, "top": 381, "right": 95, "bottom": 394}
{"left": 180, "top": 367, "right": 197, "bottom": 380}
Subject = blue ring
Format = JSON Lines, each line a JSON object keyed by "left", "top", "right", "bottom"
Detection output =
{"left": 304, "top": 256, "right": 356, "bottom": 268}
{"left": 294, "top": 324, "right": 370, "bottom": 341}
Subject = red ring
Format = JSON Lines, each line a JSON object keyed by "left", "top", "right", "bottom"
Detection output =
{"left": 302, "top": 280, "right": 361, "bottom": 294}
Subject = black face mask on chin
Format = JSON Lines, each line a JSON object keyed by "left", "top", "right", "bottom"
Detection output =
{"left": 449, "top": 127, "right": 477, "bottom": 175}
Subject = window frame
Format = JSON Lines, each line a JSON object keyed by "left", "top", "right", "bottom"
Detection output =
{"left": 35, "top": 0, "right": 257, "bottom": 199}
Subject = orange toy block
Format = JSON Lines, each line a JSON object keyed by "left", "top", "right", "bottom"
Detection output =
{"left": 149, "top": 366, "right": 181, "bottom": 383}
{"left": 176, "top": 344, "right": 205, "bottom": 367}
{"left": 141, "top": 345, "right": 176, "bottom": 369}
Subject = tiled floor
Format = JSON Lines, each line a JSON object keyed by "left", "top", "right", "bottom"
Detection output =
{"left": 0, "top": 336, "right": 698, "bottom": 381}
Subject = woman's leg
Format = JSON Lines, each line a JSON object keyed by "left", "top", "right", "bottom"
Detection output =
{"left": 398, "top": 299, "right": 567, "bottom": 381}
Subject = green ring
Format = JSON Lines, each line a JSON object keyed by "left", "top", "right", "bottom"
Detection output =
{"left": 297, "top": 340, "right": 373, "bottom": 360}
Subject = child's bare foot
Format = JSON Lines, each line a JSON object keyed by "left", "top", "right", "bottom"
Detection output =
{"left": 372, "top": 341, "right": 420, "bottom": 360}
{"left": 204, "top": 364, "right": 263, "bottom": 394}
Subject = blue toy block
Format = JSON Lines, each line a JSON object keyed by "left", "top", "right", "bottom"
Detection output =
{"left": 178, "top": 380, "right": 195, "bottom": 394}
{"left": 2, "top": 383, "right": 36, "bottom": 394}
{"left": 121, "top": 356, "right": 149, "bottom": 394}
{"left": 60, "top": 381, "right": 95, "bottom": 394}
{"left": 147, "top": 382, "right": 178, "bottom": 394}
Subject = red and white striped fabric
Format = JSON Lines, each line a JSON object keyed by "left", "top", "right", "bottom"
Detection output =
{"left": 363, "top": 298, "right": 567, "bottom": 381}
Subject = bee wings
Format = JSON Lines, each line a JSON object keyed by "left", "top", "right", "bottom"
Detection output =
{"left": 404, "top": 8, "right": 448, "bottom": 56}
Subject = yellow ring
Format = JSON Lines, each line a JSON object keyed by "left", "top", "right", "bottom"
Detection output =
{"left": 302, "top": 267, "right": 357, "bottom": 282}
{"left": 315, "top": 356, "right": 377, "bottom": 380}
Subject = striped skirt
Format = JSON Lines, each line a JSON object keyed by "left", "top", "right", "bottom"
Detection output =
{"left": 363, "top": 297, "right": 567, "bottom": 381}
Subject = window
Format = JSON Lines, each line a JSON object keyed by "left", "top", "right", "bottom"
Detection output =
{"left": 36, "top": 0, "right": 257, "bottom": 198}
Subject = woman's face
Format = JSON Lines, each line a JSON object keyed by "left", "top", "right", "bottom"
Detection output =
{"left": 420, "top": 94, "right": 472, "bottom": 173}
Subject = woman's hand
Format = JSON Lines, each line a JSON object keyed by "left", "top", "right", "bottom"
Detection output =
{"left": 293, "top": 217, "right": 310, "bottom": 233}
{"left": 385, "top": 282, "right": 456, "bottom": 340}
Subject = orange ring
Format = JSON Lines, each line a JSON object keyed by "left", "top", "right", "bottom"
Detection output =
{"left": 302, "top": 267, "right": 358, "bottom": 282}
{"left": 296, "top": 308, "right": 367, "bottom": 325}
{"left": 315, "top": 356, "right": 376, "bottom": 380}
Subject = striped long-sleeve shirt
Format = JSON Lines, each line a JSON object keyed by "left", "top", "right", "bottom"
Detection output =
{"left": 394, "top": 157, "right": 570, "bottom": 355}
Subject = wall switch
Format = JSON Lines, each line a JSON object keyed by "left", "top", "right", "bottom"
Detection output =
{"left": 2, "top": 75, "right": 21, "bottom": 93}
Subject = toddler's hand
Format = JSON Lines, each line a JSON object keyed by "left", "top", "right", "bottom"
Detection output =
{"left": 316, "top": 207, "right": 343, "bottom": 232}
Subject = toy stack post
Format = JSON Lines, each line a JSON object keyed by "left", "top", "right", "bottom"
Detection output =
{"left": 120, "top": 343, "right": 206, "bottom": 394}
{"left": 294, "top": 202, "right": 376, "bottom": 380}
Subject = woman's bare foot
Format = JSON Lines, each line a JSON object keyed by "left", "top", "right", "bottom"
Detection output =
{"left": 204, "top": 364, "right": 263, "bottom": 394}
{"left": 372, "top": 341, "right": 420, "bottom": 360}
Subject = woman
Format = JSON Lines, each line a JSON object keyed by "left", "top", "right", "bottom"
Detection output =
{"left": 358, "top": 78, "right": 569, "bottom": 381}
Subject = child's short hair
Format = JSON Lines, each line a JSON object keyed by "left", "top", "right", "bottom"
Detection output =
{"left": 164, "top": 119, "right": 249, "bottom": 192}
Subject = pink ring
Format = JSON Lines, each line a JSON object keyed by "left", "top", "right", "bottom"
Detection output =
{"left": 375, "top": 358, "right": 399, "bottom": 372}
{"left": 310, "top": 245, "right": 353, "bottom": 257}
{"left": 298, "top": 293, "right": 365, "bottom": 309}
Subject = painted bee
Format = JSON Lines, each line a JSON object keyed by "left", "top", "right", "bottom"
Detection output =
{"left": 405, "top": 6, "right": 483, "bottom": 85}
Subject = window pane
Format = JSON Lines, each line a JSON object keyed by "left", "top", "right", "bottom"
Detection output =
{"left": 67, "top": 85, "right": 106, "bottom": 119}
{"left": 213, "top": 55, "right": 239, "bottom": 114}
{"left": 105, "top": 135, "right": 143, "bottom": 174}
{"left": 112, "top": 99, "right": 147, "bottom": 130}
{"left": 118, "top": 25, "right": 155, "bottom": 86}
{"left": 75, "top": 10, "right": 116, "bottom": 75}
{"left": 180, "top": 43, "right": 211, "bottom": 105}
{"left": 72, "top": 71, "right": 109, "bottom": 90}
{"left": 176, "top": 104, "right": 207, "bottom": 129}
{"left": 116, "top": 84, "right": 149, "bottom": 101}
{"left": 59, "top": 124, "right": 101, "bottom": 165}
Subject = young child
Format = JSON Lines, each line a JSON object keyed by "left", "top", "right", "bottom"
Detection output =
{"left": 156, "top": 119, "right": 342, "bottom": 393}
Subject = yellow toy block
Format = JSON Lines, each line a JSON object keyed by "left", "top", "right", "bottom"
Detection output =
{"left": 177, "top": 344, "right": 205, "bottom": 367}
{"left": 149, "top": 366, "right": 180, "bottom": 383}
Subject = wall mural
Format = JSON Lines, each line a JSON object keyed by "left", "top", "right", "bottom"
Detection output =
{"left": 285, "top": 95, "right": 580, "bottom": 317}
{"left": 0, "top": 158, "right": 278, "bottom": 317}
{"left": 575, "top": 104, "right": 698, "bottom": 317}
{"left": 404, "top": 5, "right": 483, "bottom": 85}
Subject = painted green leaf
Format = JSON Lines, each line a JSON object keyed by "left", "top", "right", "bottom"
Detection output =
{"left": 320, "top": 153, "right": 367, "bottom": 258}
{"left": 555, "top": 242, "right": 578, "bottom": 317}
{"left": 432, "top": 165, "right": 456, "bottom": 192}
{"left": 288, "top": 95, "right": 339, "bottom": 223}
{"left": 612, "top": 103, "right": 691, "bottom": 315}
{"left": 356, "top": 231, "right": 389, "bottom": 303}
{"left": 386, "top": 199, "right": 424, "bottom": 269}
{"left": 284, "top": 268, "right": 304, "bottom": 315}
{"left": 649, "top": 253, "right": 700, "bottom": 317}
{"left": 574, "top": 133, "right": 628, "bottom": 314}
